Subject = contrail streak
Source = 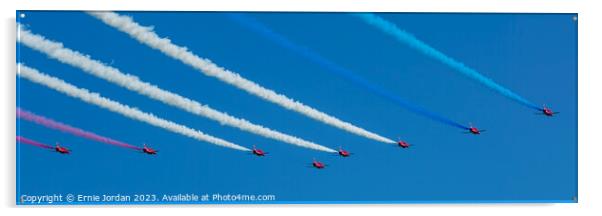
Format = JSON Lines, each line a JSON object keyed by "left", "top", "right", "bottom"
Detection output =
{"left": 16, "top": 136, "right": 53, "bottom": 149}
{"left": 87, "top": 11, "right": 395, "bottom": 144}
{"left": 353, "top": 13, "right": 540, "bottom": 110}
{"left": 18, "top": 26, "right": 335, "bottom": 153}
{"left": 226, "top": 13, "right": 468, "bottom": 130}
{"left": 17, "top": 64, "right": 250, "bottom": 152}
{"left": 17, "top": 107, "right": 141, "bottom": 150}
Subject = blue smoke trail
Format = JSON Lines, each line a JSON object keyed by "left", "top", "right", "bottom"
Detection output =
{"left": 352, "top": 13, "right": 541, "bottom": 111}
{"left": 225, "top": 13, "right": 469, "bottom": 130}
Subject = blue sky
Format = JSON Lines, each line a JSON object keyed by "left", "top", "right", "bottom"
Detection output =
{"left": 16, "top": 11, "right": 577, "bottom": 203}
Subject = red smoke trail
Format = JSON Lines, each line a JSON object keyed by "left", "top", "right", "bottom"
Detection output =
{"left": 17, "top": 108, "right": 142, "bottom": 151}
{"left": 16, "top": 136, "right": 53, "bottom": 149}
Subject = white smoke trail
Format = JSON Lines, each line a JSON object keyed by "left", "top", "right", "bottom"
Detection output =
{"left": 18, "top": 26, "right": 336, "bottom": 153}
{"left": 87, "top": 11, "right": 396, "bottom": 144}
{"left": 17, "top": 64, "right": 250, "bottom": 152}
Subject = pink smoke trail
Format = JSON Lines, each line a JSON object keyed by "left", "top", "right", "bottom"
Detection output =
{"left": 17, "top": 108, "right": 142, "bottom": 150}
{"left": 16, "top": 136, "right": 53, "bottom": 149}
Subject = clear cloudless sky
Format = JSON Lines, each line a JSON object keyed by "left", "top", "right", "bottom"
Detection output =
{"left": 16, "top": 11, "right": 577, "bottom": 203}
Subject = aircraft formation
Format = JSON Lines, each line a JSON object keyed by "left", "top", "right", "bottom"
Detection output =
{"left": 44, "top": 142, "right": 156, "bottom": 156}
{"left": 16, "top": 12, "right": 560, "bottom": 170}
{"left": 18, "top": 103, "right": 556, "bottom": 169}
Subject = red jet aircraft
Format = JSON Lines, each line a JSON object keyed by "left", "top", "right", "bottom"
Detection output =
{"left": 142, "top": 144, "right": 158, "bottom": 155}
{"left": 337, "top": 146, "right": 351, "bottom": 157}
{"left": 540, "top": 105, "right": 559, "bottom": 117}
{"left": 466, "top": 123, "right": 485, "bottom": 135}
{"left": 397, "top": 140, "right": 411, "bottom": 148}
{"left": 312, "top": 158, "right": 326, "bottom": 169}
{"left": 54, "top": 142, "right": 70, "bottom": 154}
{"left": 252, "top": 145, "right": 266, "bottom": 157}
